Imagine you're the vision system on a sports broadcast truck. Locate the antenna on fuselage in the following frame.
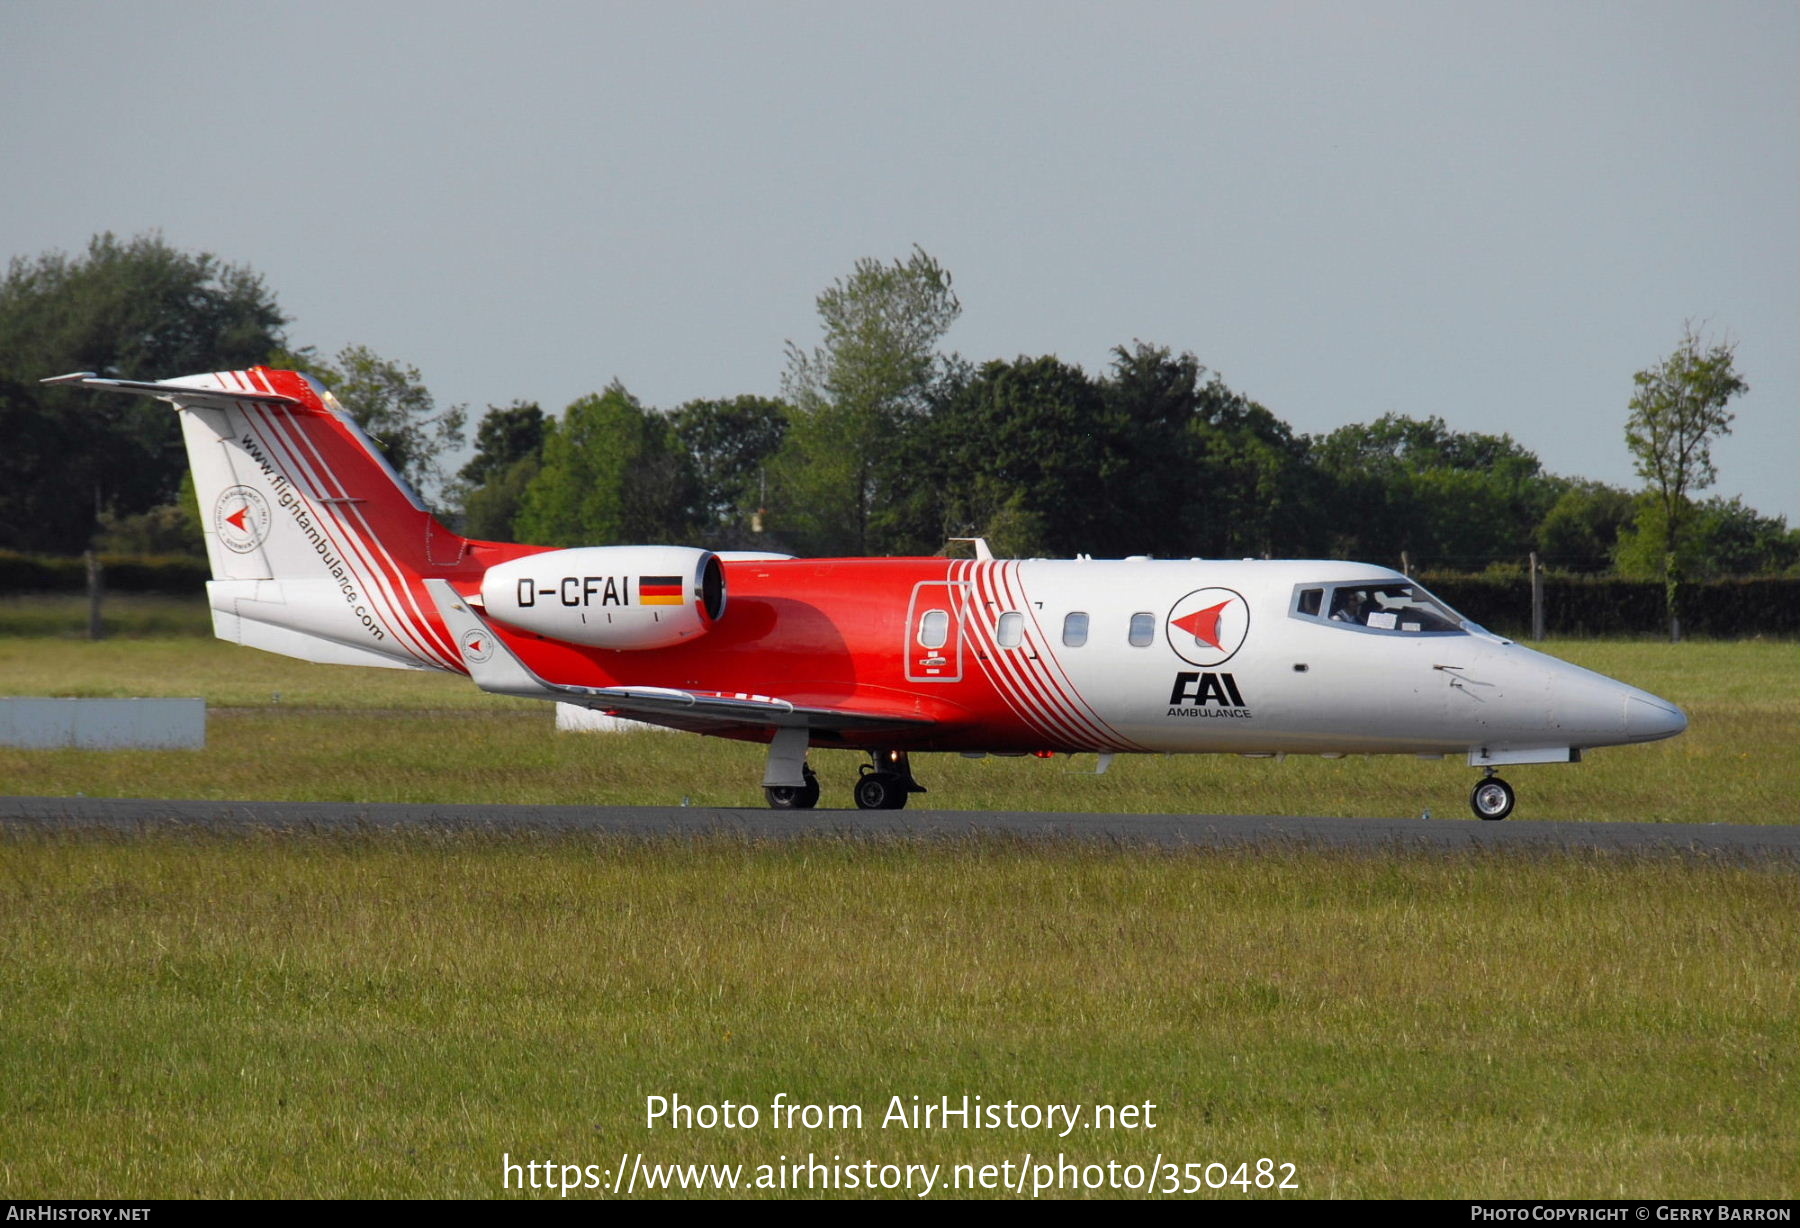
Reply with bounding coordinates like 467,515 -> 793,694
947,537 -> 995,561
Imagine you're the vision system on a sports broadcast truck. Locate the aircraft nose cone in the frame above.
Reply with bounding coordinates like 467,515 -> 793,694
1626,695 -> 1687,743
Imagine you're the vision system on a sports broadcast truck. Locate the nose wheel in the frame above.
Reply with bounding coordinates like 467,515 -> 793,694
1470,772 -> 1515,821
854,751 -> 925,810
853,772 -> 908,810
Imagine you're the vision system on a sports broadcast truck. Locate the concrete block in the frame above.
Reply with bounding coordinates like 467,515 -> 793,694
0,698 -> 206,749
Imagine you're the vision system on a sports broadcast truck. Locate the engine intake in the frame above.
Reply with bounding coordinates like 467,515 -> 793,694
480,546 -> 724,650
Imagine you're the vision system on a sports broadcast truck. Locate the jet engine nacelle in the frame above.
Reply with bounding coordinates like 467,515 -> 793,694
479,546 -> 725,650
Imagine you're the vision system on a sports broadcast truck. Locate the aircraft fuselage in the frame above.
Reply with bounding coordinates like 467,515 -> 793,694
500,556 -> 1685,762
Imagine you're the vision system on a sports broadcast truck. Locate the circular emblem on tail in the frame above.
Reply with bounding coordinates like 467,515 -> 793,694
460,628 -> 494,664
213,486 -> 271,554
1166,587 -> 1250,667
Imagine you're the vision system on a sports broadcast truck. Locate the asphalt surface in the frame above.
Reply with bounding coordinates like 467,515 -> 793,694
2,795 -> 1797,857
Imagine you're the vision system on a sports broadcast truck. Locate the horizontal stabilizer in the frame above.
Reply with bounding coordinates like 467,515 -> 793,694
41,372 -> 302,410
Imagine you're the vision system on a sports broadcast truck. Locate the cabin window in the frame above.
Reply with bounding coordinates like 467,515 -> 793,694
1062,611 -> 1089,647
996,611 -> 1024,648
1128,612 -> 1155,646
919,609 -> 949,649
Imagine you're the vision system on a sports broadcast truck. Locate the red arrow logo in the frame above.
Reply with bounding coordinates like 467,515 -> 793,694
467,639 -> 483,655
1172,599 -> 1231,649
225,506 -> 249,532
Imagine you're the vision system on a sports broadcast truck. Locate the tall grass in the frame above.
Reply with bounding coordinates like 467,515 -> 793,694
0,830 -> 1792,1198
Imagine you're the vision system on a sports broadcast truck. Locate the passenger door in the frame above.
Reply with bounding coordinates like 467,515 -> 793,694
903,581 -> 967,682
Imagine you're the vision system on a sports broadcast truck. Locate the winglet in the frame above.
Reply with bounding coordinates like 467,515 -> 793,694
423,578 -> 554,698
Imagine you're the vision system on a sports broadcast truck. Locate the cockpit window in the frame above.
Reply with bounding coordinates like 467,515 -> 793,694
1293,581 -> 1466,635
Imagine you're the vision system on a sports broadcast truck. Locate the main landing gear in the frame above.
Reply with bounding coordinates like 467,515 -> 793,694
760,748 -> 927,811
1470,769 -> 1516,821
763,764 -> 820,810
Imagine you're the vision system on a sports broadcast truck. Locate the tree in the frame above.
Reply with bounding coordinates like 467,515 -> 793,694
895,354 -> 1111,556
667,395 -> 790,544
514,383 -> 695,547
275,345 -> 466,509
1535,481 -> 1635,573
1313,414 -> 1552,567
1107,344 -> 1320,559
95,472 -> 205,557
0,232 -> 287,552
456,401 -> 546,542
1624,325 -> 1748,639
776,246 -> 960,554
461,455 -> 541,543
881,344 -> 1324,560
459,400 -> 547,489
1615,495 -> 1798,581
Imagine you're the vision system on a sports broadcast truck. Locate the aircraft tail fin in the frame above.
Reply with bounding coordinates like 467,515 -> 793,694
47,367 -> 494,671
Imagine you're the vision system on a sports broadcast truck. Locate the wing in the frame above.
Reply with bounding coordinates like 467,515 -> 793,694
423,579 -> 934,738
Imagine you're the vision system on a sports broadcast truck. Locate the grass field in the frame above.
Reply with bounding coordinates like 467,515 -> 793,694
0,831 -> 1794,1199
2,605 -> 1796,1199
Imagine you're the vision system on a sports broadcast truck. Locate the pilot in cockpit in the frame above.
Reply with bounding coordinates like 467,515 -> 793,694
1331,589 -> 1369,624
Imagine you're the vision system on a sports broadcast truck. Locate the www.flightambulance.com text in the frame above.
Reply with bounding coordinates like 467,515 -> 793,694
502,1093 -> 1300,1197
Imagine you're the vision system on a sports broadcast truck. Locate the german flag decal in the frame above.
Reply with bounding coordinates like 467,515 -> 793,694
639,575 -> 685,606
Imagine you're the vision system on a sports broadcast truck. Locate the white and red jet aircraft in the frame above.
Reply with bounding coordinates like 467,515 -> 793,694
49,367 -> 1687,819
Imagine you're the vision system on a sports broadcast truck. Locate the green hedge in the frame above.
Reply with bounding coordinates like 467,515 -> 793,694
0,551 -> 208,595
1423,573 -> 1799,638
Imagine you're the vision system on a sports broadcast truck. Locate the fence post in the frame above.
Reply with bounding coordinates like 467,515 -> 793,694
85,550 -> 105,641
1529,551 -> 1544,641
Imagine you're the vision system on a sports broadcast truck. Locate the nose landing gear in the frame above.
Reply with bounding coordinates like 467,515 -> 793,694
854,750 -> 926,811
1470,769 -> 1515,821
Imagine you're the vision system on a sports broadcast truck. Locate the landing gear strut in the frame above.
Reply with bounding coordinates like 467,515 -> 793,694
854,750 -> 926,811
762,727 -> 817,809
1470,769 -> 1515,821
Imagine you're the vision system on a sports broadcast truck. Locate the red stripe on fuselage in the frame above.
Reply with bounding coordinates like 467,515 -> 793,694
958,560 -> 1085,745
992,561 -> 1142,751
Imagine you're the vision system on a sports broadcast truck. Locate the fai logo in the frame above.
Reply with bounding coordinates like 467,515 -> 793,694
213,486 -> 271,554
460,628 -> 494,664
1165,587 -> 1249,667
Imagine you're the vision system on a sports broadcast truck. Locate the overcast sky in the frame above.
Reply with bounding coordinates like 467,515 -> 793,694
4,1 -> 1795,524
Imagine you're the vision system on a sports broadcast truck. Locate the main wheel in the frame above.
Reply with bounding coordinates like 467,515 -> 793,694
1470,776 -> 1515,821
765,765 -> 820,810
853,771 -> 908,811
